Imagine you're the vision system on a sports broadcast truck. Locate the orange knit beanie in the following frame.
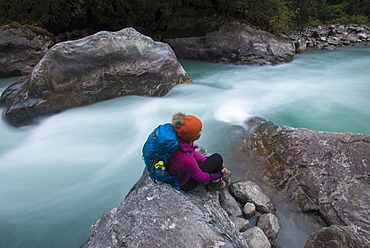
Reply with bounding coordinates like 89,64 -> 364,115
172,112 -> 202,142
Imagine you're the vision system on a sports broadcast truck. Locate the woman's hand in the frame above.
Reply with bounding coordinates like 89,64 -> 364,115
221,167 -> 231,181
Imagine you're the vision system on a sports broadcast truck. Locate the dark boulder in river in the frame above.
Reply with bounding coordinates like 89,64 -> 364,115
0,22 -> 54,78
236,117 -> 370,243
0,28 -> 191,126
164,18 -> 295,65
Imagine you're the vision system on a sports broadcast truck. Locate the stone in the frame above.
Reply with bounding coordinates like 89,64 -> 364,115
0,28 -> 191,126
346,33 -> 359,43
229,181 -> 275,213
311,30 -> 320,38
323,45 -> 336,51
343,40 -> 351,45
316,43 -> 325,49
237,117 -> 370,241
81,170 -> 249,248
257,213 -> 280,247
165,19 -> 295,65
327,37 -> 339,45
288,24 -> 370,50
230,216 -> 250,232
358,33 -> 368,40
242,226 -> 271,248
243,202 -> 256,219
219,188 -> 243,217
294,37 -> 307,53
0,23 -> 54,78
305,225 -> 370,248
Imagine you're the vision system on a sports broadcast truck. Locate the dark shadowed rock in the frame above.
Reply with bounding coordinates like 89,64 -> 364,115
294,37 -> 307,53
0,23 -> 54,78
238,117 -> 370,241
219,186 -> 243,217
81,170 -> 249,248
305,225 -> 370,248
1,28 -> 191,126
164,20 -> 295,65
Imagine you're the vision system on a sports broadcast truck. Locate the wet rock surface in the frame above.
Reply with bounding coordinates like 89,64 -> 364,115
0,23 -> 54,78
0,28 -> 190,126
236,117 -> 370,243
305,225 -> 370,248
165,19 -> 295,65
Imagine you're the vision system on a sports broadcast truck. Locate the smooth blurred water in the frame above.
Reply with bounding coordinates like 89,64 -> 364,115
0,46 -> 369,248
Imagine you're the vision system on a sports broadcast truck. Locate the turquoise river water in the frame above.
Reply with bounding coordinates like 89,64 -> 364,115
0,46 -> 369,247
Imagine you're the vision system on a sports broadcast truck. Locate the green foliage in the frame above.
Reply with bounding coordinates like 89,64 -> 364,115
288,0 -> 325,27
212,0 -> 294,33
333,14 -> 369,24
345,0 -> 370,16
0,0 -> 86,32
266,0 -> 295,33
318,3 -> 348,22
309,19 -> 323,26
0,0 -> 369,34
0,21 -> 54,36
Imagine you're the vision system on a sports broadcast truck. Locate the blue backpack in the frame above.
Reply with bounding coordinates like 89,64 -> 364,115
142,123 -> 182,190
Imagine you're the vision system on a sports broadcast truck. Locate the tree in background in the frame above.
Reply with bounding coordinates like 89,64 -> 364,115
0,0 -> 368,34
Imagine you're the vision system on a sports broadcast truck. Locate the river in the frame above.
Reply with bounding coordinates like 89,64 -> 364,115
0,46 -> 369,248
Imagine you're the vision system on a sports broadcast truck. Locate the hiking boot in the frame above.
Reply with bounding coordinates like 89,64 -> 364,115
222,169 -> 231,182
206,179 -> 226,191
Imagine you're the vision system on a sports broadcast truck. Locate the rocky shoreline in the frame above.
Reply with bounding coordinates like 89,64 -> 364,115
80,119 -> 370,247
81,169 -> 280,248
1,21 -> 369,79
233,117 -> 370,246
289,23 -> 370,52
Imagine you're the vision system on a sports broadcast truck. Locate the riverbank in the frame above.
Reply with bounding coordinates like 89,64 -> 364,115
289,23 -> 370,52
2,21 -> 370,81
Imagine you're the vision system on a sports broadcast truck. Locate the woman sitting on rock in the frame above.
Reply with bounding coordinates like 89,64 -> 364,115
167,112 -> 231,192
